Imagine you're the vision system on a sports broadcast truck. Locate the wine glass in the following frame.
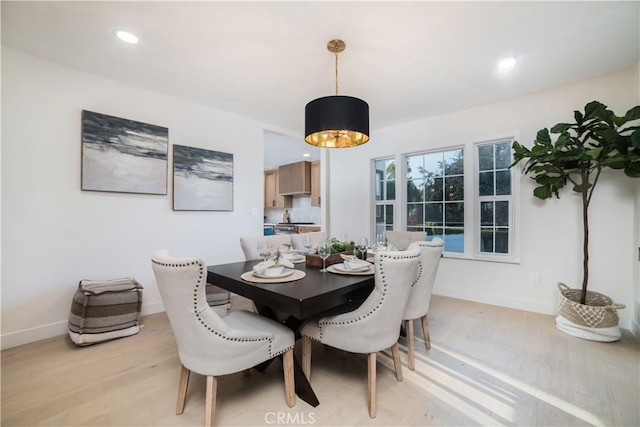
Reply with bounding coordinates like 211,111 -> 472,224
376,233 -> 385,249
303,235 -> 313,254
258,242 -> 271,262
318,241 -> 331,272
358,237 -> 368,260
338,233 -> 348,243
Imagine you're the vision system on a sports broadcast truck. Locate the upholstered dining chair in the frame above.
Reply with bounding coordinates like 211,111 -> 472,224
384,230 -> 427,250
403,239 -> 444,370
240,234 -> 293,260
300,246 -> 421,418
151,250 -> 295,427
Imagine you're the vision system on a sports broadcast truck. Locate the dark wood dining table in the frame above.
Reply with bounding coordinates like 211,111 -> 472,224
206,259 -> 375,407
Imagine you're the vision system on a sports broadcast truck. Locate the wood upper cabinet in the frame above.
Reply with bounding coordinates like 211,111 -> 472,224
264,170 -> 292,209
310,161 -> 321,207
297,225 -> 321,234
279,161 -> 311,195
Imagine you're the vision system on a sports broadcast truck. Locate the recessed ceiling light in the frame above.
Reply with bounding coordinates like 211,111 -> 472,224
114,30 -> 139,44
303,153 -> 310,158
497,57 -> 517,72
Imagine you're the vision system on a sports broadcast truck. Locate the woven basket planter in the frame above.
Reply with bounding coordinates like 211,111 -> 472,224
557,282 -> 625,329
556,283 -> 625,342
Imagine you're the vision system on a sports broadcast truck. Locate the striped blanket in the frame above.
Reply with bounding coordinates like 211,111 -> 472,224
68,277 -> 143,346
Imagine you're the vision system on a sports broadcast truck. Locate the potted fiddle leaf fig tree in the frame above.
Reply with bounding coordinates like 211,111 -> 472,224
511,100 -> 640,341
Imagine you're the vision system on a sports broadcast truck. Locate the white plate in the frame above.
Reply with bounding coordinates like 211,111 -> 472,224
253,268 -> 295,279
333,262 -> 372,273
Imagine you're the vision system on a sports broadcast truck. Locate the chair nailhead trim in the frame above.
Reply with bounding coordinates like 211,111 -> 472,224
153,257 -> 282,358
317,252 -> 420,334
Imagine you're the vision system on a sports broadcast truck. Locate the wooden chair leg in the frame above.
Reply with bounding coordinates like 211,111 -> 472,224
205,376 -> 217,427
367,353 -> 377,418
176,365 -> 190,415
282,348 -> 296,407
391,343 -> 403,381
301,336 -> 312,381
421,315 -> 431,349
406,319 -> 415,370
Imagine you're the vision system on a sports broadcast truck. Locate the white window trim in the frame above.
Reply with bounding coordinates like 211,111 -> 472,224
473,137 -> 520,264
388,134 -> 520,264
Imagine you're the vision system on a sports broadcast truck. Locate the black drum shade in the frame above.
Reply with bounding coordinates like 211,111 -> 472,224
304,95 -> 369,148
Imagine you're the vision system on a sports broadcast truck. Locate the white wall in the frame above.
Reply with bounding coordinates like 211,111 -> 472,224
1,49 -> 270,348
3,48 -> 639,349
328,67 -> 640,331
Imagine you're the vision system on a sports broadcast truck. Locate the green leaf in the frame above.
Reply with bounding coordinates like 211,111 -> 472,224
584,101 -> 606,119
572,183 -> 592,193
624,161 -> 640,177
585,147 -> 604,159
557,147 -> 586,161
535,128 -> 551,146
531,145 -> 549,156
550,123 -> 572,133
602,157 -> 626,169
574,110 -> 584,124
625,106 -> 640,121
533,185 -> 554,199
631,130 -> 640,150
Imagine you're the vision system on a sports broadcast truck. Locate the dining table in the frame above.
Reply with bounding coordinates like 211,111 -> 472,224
206,258 -> 375,407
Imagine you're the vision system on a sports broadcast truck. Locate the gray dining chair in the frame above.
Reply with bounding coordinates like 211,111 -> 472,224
300,246 -> 421,418
403,239 -> 444,369
384,230 -> 427,250
151,250 -> 295,427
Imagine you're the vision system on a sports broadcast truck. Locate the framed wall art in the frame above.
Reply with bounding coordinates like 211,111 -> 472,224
81,110 -> 168,194
173,145 -> 234,211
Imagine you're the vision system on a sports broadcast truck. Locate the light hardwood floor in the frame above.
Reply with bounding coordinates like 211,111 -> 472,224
2,295 -> 638,426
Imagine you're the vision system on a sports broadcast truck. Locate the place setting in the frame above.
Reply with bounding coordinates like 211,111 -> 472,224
240,243 -> 306,283
327,253 -> 374,276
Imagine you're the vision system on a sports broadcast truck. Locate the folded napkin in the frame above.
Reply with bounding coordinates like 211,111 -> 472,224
341,257 -> 371,271
283,252 -> 305,261
252,258 -> 294,275
253,260 -> 276,275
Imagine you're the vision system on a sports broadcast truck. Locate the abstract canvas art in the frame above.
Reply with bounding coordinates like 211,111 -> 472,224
81,110 -> 168,194
173,145 -> 234,211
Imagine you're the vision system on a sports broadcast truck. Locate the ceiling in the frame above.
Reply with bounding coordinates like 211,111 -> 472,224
2,1 -> 638,169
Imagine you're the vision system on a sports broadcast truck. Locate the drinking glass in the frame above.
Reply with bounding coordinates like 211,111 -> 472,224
258,242 -> 271,262
303,235 -> 313,253
376,233 -> 385,249
318,241 -> 331,272
338,233 -> 348,243
358,237 -> 368,259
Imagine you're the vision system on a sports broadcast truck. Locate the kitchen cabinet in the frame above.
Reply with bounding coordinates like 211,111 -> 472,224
264,170 -> 292,209
310,161 -> 321,207
297,225 -> 321,234
279,161 -> 311,195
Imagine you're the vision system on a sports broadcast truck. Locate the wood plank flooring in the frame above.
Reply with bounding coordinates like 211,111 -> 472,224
2,295 -> 638,426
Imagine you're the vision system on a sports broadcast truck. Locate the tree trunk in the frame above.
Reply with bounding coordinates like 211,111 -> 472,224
581,170 -> 589,305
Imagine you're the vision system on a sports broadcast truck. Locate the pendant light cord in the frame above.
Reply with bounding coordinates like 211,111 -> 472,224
334,50 -> 339,95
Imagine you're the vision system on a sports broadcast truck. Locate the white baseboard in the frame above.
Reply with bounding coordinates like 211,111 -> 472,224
433,285 -> 557,315
433,286 -> 634,332
1,300 -> 166,350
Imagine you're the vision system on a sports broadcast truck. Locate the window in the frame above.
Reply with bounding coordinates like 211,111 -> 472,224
405,148 -> 464,253
374,158 -> 395,236
476,140 -> 514,256
374,137 -> 517,262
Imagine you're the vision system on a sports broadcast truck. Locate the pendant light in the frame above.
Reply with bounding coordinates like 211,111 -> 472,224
305,39 -> 369,148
